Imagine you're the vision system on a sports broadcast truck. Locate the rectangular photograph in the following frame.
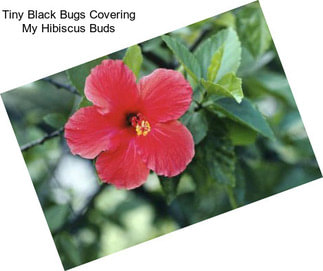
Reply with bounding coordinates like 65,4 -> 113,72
1,2 -> 321,269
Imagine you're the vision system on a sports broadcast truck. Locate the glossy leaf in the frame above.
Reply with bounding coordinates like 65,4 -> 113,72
206,98 -> 274,139
202,73 -> 243,103
162,35 -> 201,81
185,110 -> 208,144
123,45 -> 143,79
194,28 -> 241,81
226,120 -> 258,145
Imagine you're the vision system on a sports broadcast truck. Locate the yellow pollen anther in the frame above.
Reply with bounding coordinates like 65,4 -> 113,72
136,120 -> 151,136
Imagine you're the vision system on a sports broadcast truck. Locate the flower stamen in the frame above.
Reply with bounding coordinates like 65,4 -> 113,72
135,120 -> 151,136
130,113 -> 151,136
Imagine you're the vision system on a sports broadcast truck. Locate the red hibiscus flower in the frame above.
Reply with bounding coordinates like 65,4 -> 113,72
64,59 -> 195,189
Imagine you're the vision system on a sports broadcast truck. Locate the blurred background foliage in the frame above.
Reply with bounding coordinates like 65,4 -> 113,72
1,2 -> 321,270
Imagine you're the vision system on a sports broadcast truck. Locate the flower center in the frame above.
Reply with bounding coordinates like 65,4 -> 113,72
129,113 -> 151,136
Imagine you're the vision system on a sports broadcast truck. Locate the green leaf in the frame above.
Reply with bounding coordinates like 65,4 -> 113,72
197,129 -> 236,186
162,35 -> 201,82
214,12 -> 236,28
66,56 -> 107,96
202,73 -> 243,103
56,232 -> 82,267
123,45 -> 143,79
236,3 -> 271,57
217,73 -> 243,103
207,46 -> 224,82
43,113 -> 67,129
44,204 -> 69,232
226,120 -> 258,145
244,70 -> 296,107
238,47 -> 275,77
206,98 -> 274,139
78,96 -> 93,108
185,110 -> 208,144
194,28 -> 241,81
159,175 -> 181,204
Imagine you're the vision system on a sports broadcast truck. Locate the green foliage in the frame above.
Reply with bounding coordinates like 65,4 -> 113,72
162,35 -> 201,82
194,28 -> 241,81
214,12 -> 236,29
202,72 -> 243,103
55,233 -> 82,269
78,97 -> 93,108
196,124 -> 236,186
43,113 -> 67,129
236,2 -> 272,57
184,109 -> 208,144
123,45 -> 143,79
244,70 -> 296,107
238,47 -> 275,77
207,45 -> 224,82
206,98 -> 274,139
159,176 -> 181,204
163,28 -> 244,105
44,204 -> 70,232
226,120 -> 258,145
67,56 -> 107,96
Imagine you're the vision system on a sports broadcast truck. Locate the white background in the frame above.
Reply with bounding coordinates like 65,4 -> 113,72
0,0 -> 323,270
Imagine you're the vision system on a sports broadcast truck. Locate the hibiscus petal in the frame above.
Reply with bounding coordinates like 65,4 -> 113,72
96,139 -> 150,189
64,106 -> 118,159
135,120 -> 195,177
138,69 -> 192,123
85,59 -> 140,113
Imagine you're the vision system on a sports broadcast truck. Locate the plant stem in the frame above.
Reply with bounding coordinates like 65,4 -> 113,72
42,78 -> 80,96
21,127 -> 64,152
